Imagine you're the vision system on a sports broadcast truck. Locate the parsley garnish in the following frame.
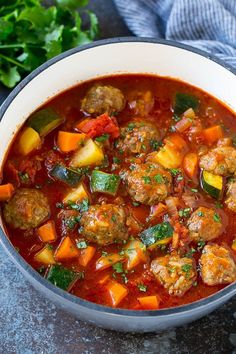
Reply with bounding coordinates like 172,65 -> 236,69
179,208 -> 191,218
95,134 -> 110,142
170,168 -> 181,176
137,284 -> 147,292
127,122 -> 136,131
150,139 -> 162,150
213,213 -> 221,223
77,241 -> 88,249
154,174 -> 164,184
113,157 -> 121,164
191,188 -> 198,193
197,240 -> 205,249
198,211 -> 204,217
19,172 -> 29,183
112,262 -> 124,274
68,199 -> 89,213
142,176 -> 151,184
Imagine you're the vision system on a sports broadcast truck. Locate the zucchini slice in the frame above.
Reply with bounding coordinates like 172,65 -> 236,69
28,107 -> 63,137
201,170 -> 223,199
50,164 -> 82,186
140,222 -> 173,247
46,264 -> 79,291
90,170 -> 120,196
174,93 -> 199,115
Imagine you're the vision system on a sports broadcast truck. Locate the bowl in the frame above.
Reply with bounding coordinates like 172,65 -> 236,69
0,38 -> 236,333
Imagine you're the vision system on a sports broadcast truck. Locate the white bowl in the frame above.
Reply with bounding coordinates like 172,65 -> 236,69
0,38 -> 235,332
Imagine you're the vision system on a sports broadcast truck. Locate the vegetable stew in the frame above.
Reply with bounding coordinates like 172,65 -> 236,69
1,74 -> 236,310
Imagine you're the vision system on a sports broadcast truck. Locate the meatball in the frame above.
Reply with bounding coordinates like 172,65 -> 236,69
3,188 -> 50,230
225,179 -> 236,212
125,162 -> 172,205
81,85 -> 125,116
127,90 -> 154,116
151,255 -> 197,297
80,204 -> 128,245
116,120 -> 160,155
187,207 -> 223,242
199,146 -> 236,176
200,244 -> 236,285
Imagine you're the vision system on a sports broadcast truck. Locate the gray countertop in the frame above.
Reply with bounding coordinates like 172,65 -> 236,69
0,1 -> 236,353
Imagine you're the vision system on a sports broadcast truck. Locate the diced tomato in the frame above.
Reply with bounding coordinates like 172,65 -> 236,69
76,113 -> 120,140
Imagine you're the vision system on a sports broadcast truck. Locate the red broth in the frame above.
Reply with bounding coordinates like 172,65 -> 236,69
1,74 -> 236,310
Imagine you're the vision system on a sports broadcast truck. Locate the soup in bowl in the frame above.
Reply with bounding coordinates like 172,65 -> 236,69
0,39 -> 235,332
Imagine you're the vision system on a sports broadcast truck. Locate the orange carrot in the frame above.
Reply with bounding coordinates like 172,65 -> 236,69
183,152 -> 198,179
57,131 -> 86,152
54,236 -> 79,261
175,116 -> 192,133
96,253 -> 125,271
137,295 -> 161,310
79,246 -> 96,267
202,125 -> 223,145
107,280 -> 128,307
37,220 -> 57,243
0,183 -> 14,201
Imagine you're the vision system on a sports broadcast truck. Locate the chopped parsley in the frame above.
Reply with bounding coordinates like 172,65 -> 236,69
65,216 -> 80,229
185,248 -> 196,258
68,199 -> 89,213
121,273 -> 128,284
101,251 -> 108,257
154,174 -> 164,184
113,157 -> 121,164
111,215 -> 117,222
19,172 -> 29,183
142,176 -> 151,184
197,240 -> 205,249
132,201 -> 140,207
150,139 -> 162,150
172,113 -> 181,122
213,213 -> 221,223
191,188 -> 198,193
137,284 -> 147,292
215,201 -> 223,209
56,202 -> 64,209
95,134 -> 110,142
181,264 -> 192,278
77,241 -> 88,249
170,168 -> 181,176
197,211 -> 204,217
127,122 -> 136,131
179,208 -> 191,218
112,262 -> 124,274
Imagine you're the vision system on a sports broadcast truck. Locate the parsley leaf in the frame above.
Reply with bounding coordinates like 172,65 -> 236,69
112,262 -> 123,274
137,284 -> 147,292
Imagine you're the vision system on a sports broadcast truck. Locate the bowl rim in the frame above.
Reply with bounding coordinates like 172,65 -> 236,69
0,37 -> 235,318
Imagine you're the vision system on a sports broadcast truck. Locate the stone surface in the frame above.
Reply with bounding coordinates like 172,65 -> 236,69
0,1 -> 235,353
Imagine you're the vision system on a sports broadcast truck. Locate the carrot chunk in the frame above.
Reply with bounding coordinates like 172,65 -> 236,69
79,246 -> 96,267
0,183 -> 14,201
37,220 -> 57,243
202,125 -> 223,145
96,253 -> 124,271
107,280 -> 128,307
55,236 -> 79,261
137,295 -> 161,310
57,131 -> 86,152
183,152 -> 198,179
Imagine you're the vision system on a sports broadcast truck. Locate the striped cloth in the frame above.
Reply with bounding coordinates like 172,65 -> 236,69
113,0 -> 236,68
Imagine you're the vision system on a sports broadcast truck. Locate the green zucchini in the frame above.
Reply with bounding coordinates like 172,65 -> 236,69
174,93 -> 199,115
201,170 -> 223,199
90,170 -> 120,196
140,222 -> 173,247
28,107 -> 63,137
46,264 -> 79,290
50,164 -> 82,186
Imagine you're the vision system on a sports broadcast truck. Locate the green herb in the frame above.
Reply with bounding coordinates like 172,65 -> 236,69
185,248 -> 196,258
95,133 -> 110,142
19,172 -> 29,183
169,168 -> 181,176
132,201 -> 140,207
181,264 -> 192,278
150,139 -> 162,150
191,188 -> 198,193
172,113 -> 181,122
197,211 -> 204,217
68,199 -> 89,212
142,176 -> 151,184
77,241 -> 87,249
112,262 -> 123,273
113,157 -> 121,164
111,215 -> 116,222
121,273 -> 128,284
154,174 -> 164,184
197,240 -> 205,249
213,213 -> 221,223
0,0 -> 99,88
65,216 -> 80,229
176,175 -> 183,181
137,284 -> 147,292
168,266 -> 176,273
56,202 -> 64,209
178,208 -> 191,218
101,251 -> 108,257
127,122 -> 136,131
215,201 -> 223,209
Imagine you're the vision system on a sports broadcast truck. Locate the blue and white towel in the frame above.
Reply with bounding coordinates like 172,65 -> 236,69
114,0 -> 236,68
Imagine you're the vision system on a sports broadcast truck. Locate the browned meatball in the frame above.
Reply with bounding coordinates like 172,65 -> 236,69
80,204 -> 128,245
125,162 -> 172,205
187,207 -> 223,242
151,255 -> 197,297
225,179 -> 236,212
116,120 -> 160,155
199,146 -> 236,176
3,188 -> 50,230
81,85 -> 125,116
127,90 -> 154,116
200,244 -> 236,285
